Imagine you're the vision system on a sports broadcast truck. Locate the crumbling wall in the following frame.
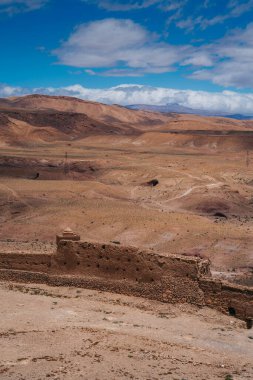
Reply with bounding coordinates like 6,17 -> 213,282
200,278 -> 253,321
0,240 -> 252,322
51,241 -> 210,305
0,252 -> 51,273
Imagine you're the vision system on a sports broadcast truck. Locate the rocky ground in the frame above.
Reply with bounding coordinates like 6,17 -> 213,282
0,282 -> 252,380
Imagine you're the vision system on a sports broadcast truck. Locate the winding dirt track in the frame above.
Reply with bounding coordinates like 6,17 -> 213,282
163,169 -> 224,203
167,181 -> 223,202
130,166 -> 224,212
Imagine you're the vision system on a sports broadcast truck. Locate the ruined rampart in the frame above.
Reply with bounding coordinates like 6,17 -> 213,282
0,252 -> 51,272
52,241 -> 211,305
0,240 -> 252,324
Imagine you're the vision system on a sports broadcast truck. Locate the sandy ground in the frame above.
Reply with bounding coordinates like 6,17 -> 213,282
0,282 -> 252,380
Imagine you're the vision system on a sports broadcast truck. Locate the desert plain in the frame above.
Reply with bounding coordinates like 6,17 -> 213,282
0,95 -> 253,379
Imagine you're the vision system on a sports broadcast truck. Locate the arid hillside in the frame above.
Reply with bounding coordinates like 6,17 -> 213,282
1,95 -> 253,148
0,94 -> 171,145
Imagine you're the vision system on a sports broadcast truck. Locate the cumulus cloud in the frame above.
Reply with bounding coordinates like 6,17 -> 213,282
1,82 -> 253,115
53,17 -> 252,90
50,8 -> 253,89
0,0 -> 48,14
52,16 -> 253,88
53,18 -> 193,75
191,23 -> 253,88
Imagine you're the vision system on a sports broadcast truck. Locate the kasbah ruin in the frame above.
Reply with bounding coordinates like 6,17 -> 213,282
1,228 -> 252,329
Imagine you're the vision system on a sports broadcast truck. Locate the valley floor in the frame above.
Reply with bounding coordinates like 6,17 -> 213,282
0,138 -> 253,285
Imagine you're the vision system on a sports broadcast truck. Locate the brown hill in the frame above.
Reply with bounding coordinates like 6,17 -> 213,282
0,95 -> 173,145
0,94 -> 253,148
163,113 -> 253,132
0,94 -> 170,127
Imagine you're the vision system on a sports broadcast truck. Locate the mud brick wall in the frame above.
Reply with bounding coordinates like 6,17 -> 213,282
0,252 -> 51,273
0,241 -> 252,323
200,278 -> 253,320
52,241 -> 211,305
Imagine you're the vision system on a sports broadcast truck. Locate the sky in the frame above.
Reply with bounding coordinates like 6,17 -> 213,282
1,0 -> 253,113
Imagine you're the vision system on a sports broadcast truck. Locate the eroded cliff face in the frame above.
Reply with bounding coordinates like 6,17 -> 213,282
0,240 -> 252,324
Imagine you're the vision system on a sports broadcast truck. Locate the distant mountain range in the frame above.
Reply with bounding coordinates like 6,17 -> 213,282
126,103 -> 253,120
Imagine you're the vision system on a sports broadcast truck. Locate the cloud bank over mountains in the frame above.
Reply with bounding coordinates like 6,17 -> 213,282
1,83 -> 253,115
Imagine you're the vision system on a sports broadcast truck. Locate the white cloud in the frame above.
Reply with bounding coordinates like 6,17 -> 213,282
228,0 -> 253,16
177,0 -> 253,31
191,23 -> 253,88
84,0 -> 184,11
0,84 -> 24,96
0,0 -> 48,14
85,1 -> 253,32
53,18 -> 192,75
1,83 -> 253,115
51,12 -> 253,89
177,15 -> 229,31
182,52 -> 214,67
52,17 -> 253,88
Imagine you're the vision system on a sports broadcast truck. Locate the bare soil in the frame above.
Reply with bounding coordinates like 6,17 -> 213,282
0,282 -> 252,380
0,139 -> 252,284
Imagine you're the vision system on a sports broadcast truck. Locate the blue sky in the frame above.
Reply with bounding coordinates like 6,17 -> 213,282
1,0 -> 253,113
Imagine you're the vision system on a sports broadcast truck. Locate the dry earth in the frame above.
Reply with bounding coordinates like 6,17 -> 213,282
0,282 -> 252,380
0,95 -> 253,379
0,138 -> 253,285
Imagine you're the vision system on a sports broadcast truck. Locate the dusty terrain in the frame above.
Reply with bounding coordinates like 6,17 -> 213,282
0,95 -> 253,378
0,282 -> 252,380
0,95 -> 253,283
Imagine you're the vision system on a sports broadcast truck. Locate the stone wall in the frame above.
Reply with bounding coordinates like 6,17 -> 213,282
0,240 -> 252,323
0,252 -> 51,273
200,278 -> 253,322
51,240 -> 210,305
